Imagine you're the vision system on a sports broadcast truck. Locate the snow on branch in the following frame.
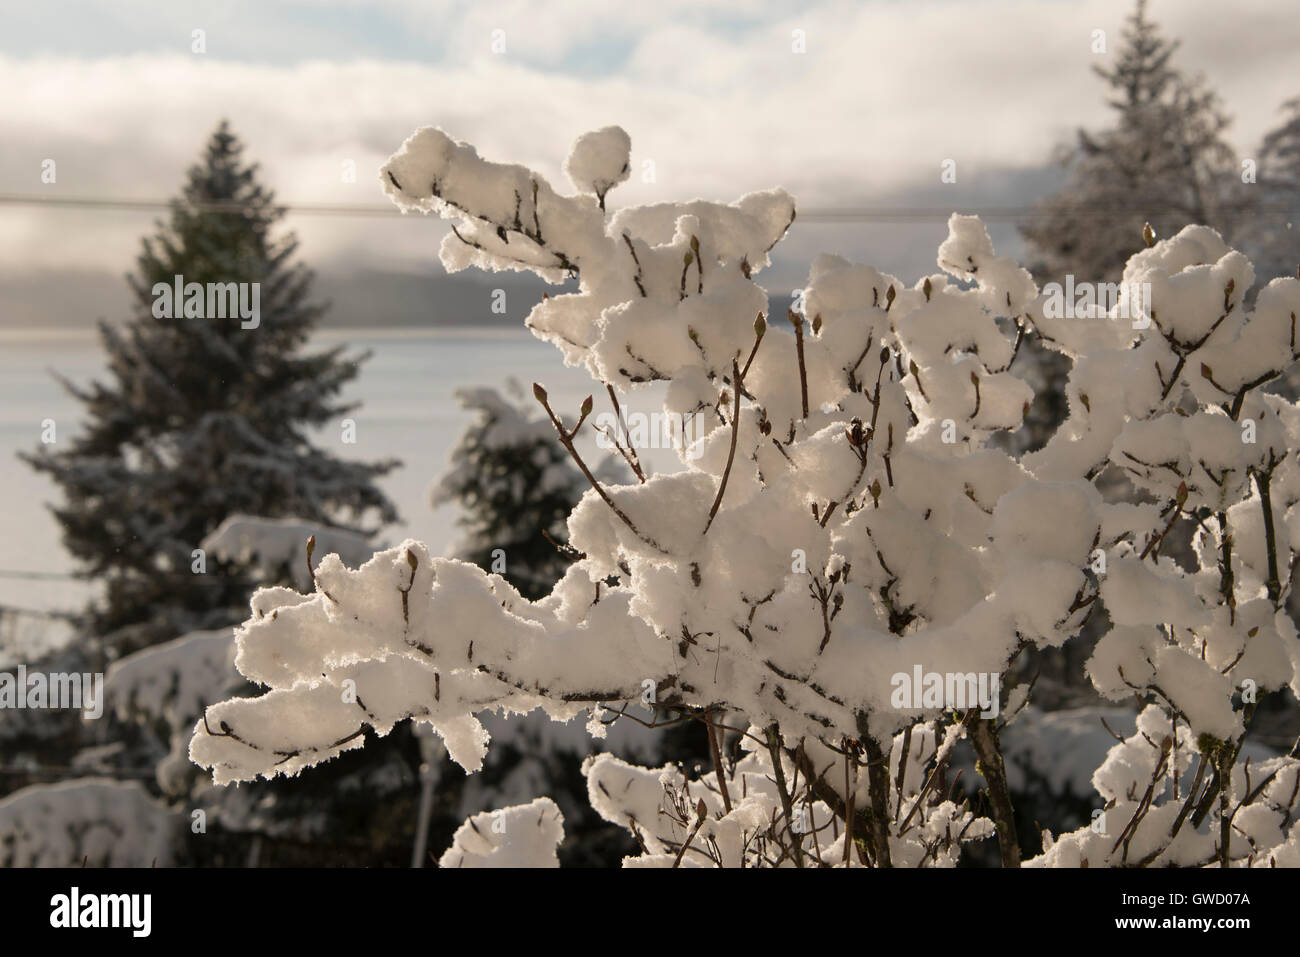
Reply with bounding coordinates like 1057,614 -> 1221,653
439,796 -> 565,868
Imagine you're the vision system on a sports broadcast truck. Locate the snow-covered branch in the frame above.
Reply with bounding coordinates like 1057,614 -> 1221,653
189,124 -> 1300,867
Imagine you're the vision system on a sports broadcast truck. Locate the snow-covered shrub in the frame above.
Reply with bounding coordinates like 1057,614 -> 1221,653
429,381 -> 694,864
0,779 -> 181,867
189,125 -> 1300,867
103,628 -> 241,796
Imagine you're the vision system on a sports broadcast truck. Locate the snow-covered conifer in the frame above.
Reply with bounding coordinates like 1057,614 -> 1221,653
21,121 -> 400,654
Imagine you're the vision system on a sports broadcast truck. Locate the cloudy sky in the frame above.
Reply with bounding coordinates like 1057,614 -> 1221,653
1,0 -> 1297,327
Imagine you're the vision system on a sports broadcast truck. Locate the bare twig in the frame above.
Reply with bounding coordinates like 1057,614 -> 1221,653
704,360 -> 744,535
790,310 -> 809,418
604,383 -> 646,483
969,716 -> 1020,867
706,709 -> 733,814
534,384 -> 666,552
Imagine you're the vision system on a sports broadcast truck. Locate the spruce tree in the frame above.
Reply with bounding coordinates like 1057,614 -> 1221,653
23,121 -> 399,654
1011,0 -> 1239,476
1021,0 -> 1238,282
1249,97 -> 1300,284
432,382 -> 586,600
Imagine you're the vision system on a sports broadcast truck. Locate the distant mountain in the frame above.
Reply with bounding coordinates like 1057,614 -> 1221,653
0,269 -> 129,330
0,267 -> 571,331
0,161 -> 1064,332
314,269 -> 573,328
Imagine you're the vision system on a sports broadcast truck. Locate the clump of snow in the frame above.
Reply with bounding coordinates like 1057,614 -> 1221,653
563,126 -> 631,206
439,797 -> 564,867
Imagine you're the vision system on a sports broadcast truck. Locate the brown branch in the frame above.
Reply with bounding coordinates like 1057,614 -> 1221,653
703,360 -> 743,535
621,234 -> 646,297
969,716 -> 1020,867
705,709 -> 733,814
534,384 -> 666,553
861,732 -> 893,867
741,314 -> 766,381
1139,482 -> 1188,561
672,799 -> 709,868
604,383 -> 646,483
305,535 -> 338,604
790,310 -> 809,418
1252,464 -> 1282,605
843,746 -> 859,865
765,724 -> 804,868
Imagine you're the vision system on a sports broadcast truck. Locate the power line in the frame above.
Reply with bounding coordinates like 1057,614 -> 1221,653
0,765 -> 157,780
0,603 -> 78,621
0,569 -> 81,581
0,568 -> 263,588
0,194 -> 395,217
0,570 -> 84,620
1,192 -> 1292,223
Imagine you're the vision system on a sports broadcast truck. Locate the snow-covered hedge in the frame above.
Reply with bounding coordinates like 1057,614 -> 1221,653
0,779 -> 180,867
189,125 -> 1300,867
